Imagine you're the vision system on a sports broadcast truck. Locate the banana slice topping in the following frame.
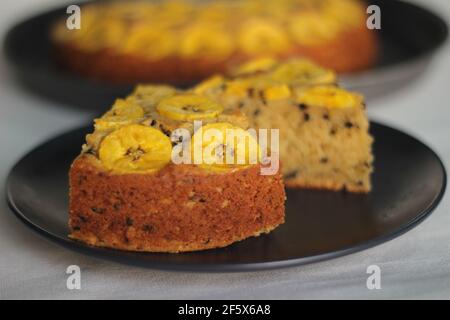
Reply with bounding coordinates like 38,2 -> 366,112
191,123 -> 260,171
193,75 -> 226,95
156,94 -> 224,121
270,60 -> 337,85
233,57 -> 279,76
264,84 -> 292,101
132,85 -> 177,110
239,19 -> 290,55
94,99 -> 145,131
296,86 -> 363,109
99,124 -> 172,173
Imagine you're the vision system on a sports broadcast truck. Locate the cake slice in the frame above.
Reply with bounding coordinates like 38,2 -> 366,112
193,58 -> 374,192
69,86 -> 285,253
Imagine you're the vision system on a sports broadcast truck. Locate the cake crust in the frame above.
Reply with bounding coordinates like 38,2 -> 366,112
69,154 -> 285,253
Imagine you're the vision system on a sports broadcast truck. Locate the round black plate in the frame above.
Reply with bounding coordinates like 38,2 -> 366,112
6,123 -> 446,272
3,0 -> 448,109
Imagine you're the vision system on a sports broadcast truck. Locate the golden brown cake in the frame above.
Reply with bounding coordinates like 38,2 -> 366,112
69,88 -> 285,253
52,0 -> 377,84
193,58 -> 374,192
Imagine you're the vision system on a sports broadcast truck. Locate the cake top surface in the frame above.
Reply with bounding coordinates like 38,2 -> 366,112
52,0 -> 367,59
83,84 -> 259,174
82,58 -> 364,175
193,58 -> 364,107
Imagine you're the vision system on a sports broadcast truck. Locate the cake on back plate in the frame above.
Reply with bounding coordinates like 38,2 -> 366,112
52,0 -> 377,84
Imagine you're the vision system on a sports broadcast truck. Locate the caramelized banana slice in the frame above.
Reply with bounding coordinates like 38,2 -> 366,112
233,57 -> 279,76
193,75 -> 226,95
239,19 -> 290,55
99,124 -> 172,173
133,85 -> 176,98
156,94 -> 224,121
191,123 -> 260,171
296,86 -> 363,109
270,60 -> 337,85
224,79 -> 252,98
122,26 -> 176,59
289,11 -> 341,46
264,84 -> 291,101
179,24 -> 234,58
94,99 -> 145,131
132,85 -> 177,110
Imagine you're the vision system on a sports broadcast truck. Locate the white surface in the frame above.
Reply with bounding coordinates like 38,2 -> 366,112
1,0 -> 450,300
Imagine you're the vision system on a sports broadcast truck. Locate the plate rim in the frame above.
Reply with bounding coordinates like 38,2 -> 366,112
5,122 -> 447,272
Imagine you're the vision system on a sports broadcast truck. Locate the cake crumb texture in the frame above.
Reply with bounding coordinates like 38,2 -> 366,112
69,155 -> 285,252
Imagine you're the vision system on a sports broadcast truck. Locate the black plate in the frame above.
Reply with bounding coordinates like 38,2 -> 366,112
3,0 -> 448,109
6,123 -> 446,272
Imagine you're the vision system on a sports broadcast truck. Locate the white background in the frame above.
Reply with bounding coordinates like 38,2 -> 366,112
1,0 -> 449,299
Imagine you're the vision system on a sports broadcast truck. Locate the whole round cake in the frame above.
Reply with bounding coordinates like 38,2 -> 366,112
52,0 -> 378,84
69,86 -> 286,252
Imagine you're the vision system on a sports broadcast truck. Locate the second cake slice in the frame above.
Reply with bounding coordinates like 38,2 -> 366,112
193,58 -> 374,192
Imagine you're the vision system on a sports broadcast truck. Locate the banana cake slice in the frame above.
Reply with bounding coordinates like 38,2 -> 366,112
69,87 -> 285,253
193,58 -> 374,192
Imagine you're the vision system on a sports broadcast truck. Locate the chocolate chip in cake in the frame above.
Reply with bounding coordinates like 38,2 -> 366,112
189,193 -> 207,203
91,207 -> 105,214
323,113 -> 330,120
304,113 -> 310,122
79,215 -> 88,223
247,88 -> 256,97
330,128 -> 337,135
357,180 -> 364,186
298,103 -> 308,111
238,102 -> 245,109
150,119 -> 157,127
143,224 -> 154,233
320,157 -> 329,164
253,109 -> 261,117
259,91 -> 267,105
126,217 -> 133,226
344,121 -> 354,129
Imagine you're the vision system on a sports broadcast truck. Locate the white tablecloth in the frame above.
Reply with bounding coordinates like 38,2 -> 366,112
1,0 -> 449,300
